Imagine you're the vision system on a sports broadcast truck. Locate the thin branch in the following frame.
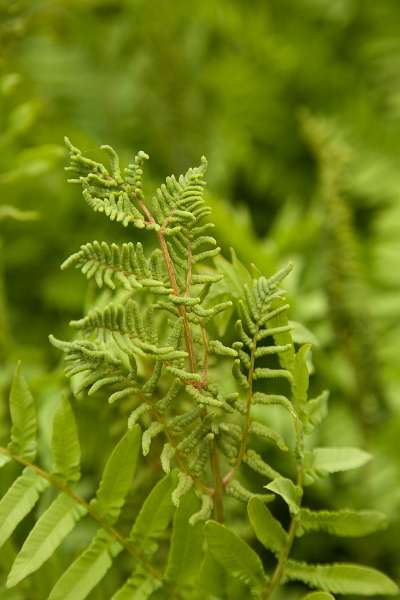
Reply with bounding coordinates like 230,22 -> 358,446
210,439 -> 224,522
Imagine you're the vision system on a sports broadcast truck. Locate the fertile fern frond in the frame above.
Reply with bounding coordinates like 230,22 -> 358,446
69,300 -> 187,361
62,241 -> 171,293
65,138 -> 148,229
151,158 -> 220,287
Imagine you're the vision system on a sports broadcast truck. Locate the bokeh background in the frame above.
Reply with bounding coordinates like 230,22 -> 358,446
1,1 -> 400,598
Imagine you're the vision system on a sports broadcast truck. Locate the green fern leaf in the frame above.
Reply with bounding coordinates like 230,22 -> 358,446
298,508 -> 387,537
65,138 -> 147,230
265,477 -> 301,515
6,493 -> 87,587
0,468 -> 48,549
205,520 -> 268,597
111,573 -> 162,600
196,552 -> 249,600
247,497 -> 287,555
130,472 -> 177,551
285,560 -> 398,595
196,553 -> 227,600
8,363 -> 37,461
164,490 -> 203,587
48,529 -> 122,600
312,447 -> 371,475
62,241 -> 170,294
51,397 -> 81,482
70,301 -> 186,361
91,425 -> 141,523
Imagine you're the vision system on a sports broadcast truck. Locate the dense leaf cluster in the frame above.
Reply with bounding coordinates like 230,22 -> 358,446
1,144 -> 397,599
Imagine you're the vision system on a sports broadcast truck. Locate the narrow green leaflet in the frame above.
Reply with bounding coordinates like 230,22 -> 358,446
48,529 -> 122,600
164,490 -> 204,587
265,476 -> 301,515
205,521 -> 268,597
91,425 -> 141,523
298,508 -> 387,537
111,572 -> 162,600
8,363 -> 37,461
51,397 -> 81,482
0,468 -> 48,549
7,493 -> 87,587
285,560 -> 398,595
303,593 -> 335,600
130,472 -> 176,549
247,497 -> 287,555
312,447 -> 371,474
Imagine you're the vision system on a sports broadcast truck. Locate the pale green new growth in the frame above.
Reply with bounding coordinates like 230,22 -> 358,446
0,141 -> 396,599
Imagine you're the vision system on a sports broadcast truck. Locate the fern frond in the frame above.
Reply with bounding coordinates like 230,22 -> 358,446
65,138 -> 148,229
69,300 -> 187,361
284,560 -> 398,596
205,520 -> 269,597
297,508 -> 388,538
62,241 -> 171,293
7,362 -> 37,462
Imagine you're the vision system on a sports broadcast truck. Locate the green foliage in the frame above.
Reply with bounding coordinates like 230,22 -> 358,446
285,561 -> 398,596
205,520 -> 268,596
2,144 -> 397,598
2,4 -> 400,598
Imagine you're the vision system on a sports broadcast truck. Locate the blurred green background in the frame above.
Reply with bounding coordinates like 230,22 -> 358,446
1,1 -> 400,598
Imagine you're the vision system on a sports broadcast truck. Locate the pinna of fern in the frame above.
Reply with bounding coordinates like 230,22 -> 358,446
41,139 -> 398,598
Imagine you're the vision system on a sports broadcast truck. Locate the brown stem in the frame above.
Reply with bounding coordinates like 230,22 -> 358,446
210,440 -> 224,522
